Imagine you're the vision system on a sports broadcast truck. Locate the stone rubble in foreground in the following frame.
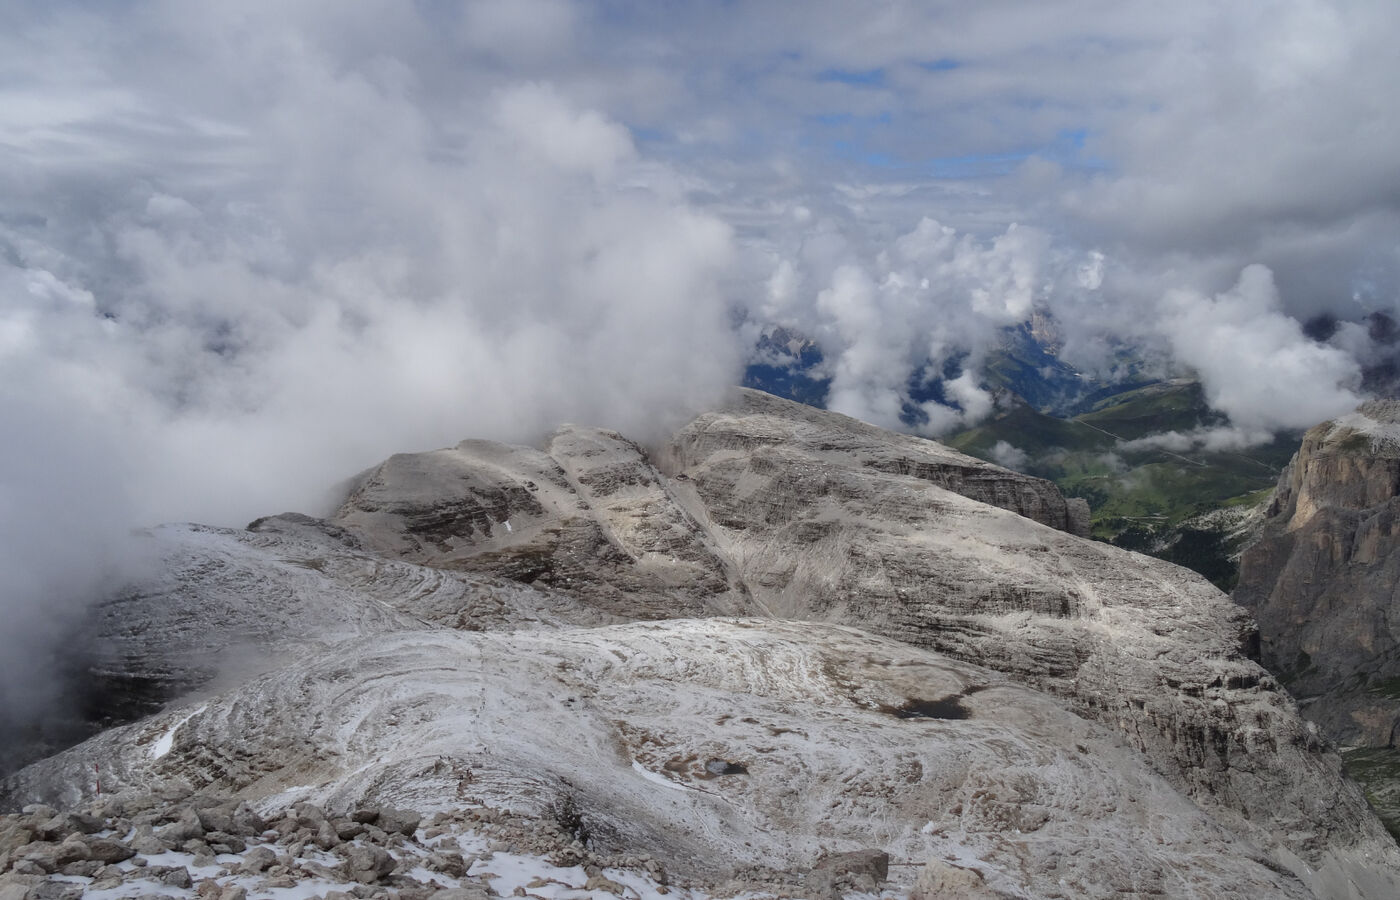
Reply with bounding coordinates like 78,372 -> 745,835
0,792 -> 903,900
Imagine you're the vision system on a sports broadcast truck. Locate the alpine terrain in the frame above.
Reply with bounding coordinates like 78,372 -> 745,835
2,389 -> 1397,900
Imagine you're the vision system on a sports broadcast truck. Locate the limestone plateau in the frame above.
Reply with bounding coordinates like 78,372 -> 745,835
4,389 -> 1398,900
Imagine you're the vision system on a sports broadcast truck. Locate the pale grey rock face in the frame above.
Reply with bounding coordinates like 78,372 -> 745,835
6,388 -> 1400,899
64,515 -> 626,738
1235,403 -> 1400,746
0,621 -> 1321,898
669,388 -> 1091,537
666,391 -> 1397,892
332,427 -> 754,620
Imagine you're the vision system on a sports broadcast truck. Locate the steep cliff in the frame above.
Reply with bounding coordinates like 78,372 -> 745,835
1234,401 -> 1400,749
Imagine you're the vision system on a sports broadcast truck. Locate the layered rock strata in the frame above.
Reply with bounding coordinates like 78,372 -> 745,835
1,621 -> 1326,898
666,391 -> 1393,892
334,429 -> 755,621
1234,402 -> 1400,748
669,389 -> 1091,537
1229,400 -> 1400,840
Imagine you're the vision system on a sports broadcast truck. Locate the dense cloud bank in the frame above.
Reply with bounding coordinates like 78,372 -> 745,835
0,3 -> 745,737
2,1 -> 1398,737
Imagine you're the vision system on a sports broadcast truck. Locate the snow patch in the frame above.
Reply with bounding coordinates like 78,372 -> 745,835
631,759 -> 691,793
149,704 -> 207,759
1328,404 -> 1400,453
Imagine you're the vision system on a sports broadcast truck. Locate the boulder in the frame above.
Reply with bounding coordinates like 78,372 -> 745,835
814,848 -> 889,882
426,851 -> 468,877
19,839 -> 87,872
78,836 -> 136,864
313,820 -> 340,850
240,845 -> 277,874
911,859 -> 999,900
376,808 -> 421,837
156,808 -> 204,844
35,812 -> 103,841
26,883 -> 82,900
341,844 -> 395,884
431,887 -> 492,900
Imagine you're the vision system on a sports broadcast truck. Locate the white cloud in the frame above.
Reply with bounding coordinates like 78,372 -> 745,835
492,83 -> 636,177
989,440 -> 1029,470
798,218 -> 1047,434
1156,265 -> 1362,431
1118,426 -> 1276,455
0,5 -> 742,750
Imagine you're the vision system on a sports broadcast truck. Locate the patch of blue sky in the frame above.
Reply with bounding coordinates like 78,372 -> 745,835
817,126 -> 1110,179
630,127 -> 668,145
1042,127 -> 1110,171
826,141 -> 898,169
923,129 -> 1108,178
922,152 -> 1027,179
917,58 -> 962,72
816,68 -> 886,87
811,111 -> 892,127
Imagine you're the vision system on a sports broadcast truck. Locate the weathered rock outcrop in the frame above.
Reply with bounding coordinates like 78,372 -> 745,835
671,389 -> 1091,537
1235,401 -> 1400,748
333,427 -> 755,620
7,388 -> 1400,899
667,391 -> 1395,894
0,621 -> 1327,898
62,516 -> 623,738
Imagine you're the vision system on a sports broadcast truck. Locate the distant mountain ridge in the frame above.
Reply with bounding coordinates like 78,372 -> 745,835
742,321 -> 1301,588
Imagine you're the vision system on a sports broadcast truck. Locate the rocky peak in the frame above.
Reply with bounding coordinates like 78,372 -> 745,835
1235,400 -> 1400,765
670,388 -> 1090,537
331,426 -> 754,620
1267,400 -> 1400,532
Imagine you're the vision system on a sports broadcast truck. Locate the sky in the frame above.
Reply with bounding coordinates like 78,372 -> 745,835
2,1 -> 1400,726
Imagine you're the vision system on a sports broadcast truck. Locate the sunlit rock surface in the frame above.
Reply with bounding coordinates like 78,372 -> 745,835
1236,402 -> 1400,747
1235,402 -> 1400,837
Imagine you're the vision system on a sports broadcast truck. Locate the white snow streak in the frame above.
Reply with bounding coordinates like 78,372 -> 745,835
149,704 -> 207,759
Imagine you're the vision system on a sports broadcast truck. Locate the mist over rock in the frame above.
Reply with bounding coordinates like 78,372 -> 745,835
5,389 -> 1399,899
